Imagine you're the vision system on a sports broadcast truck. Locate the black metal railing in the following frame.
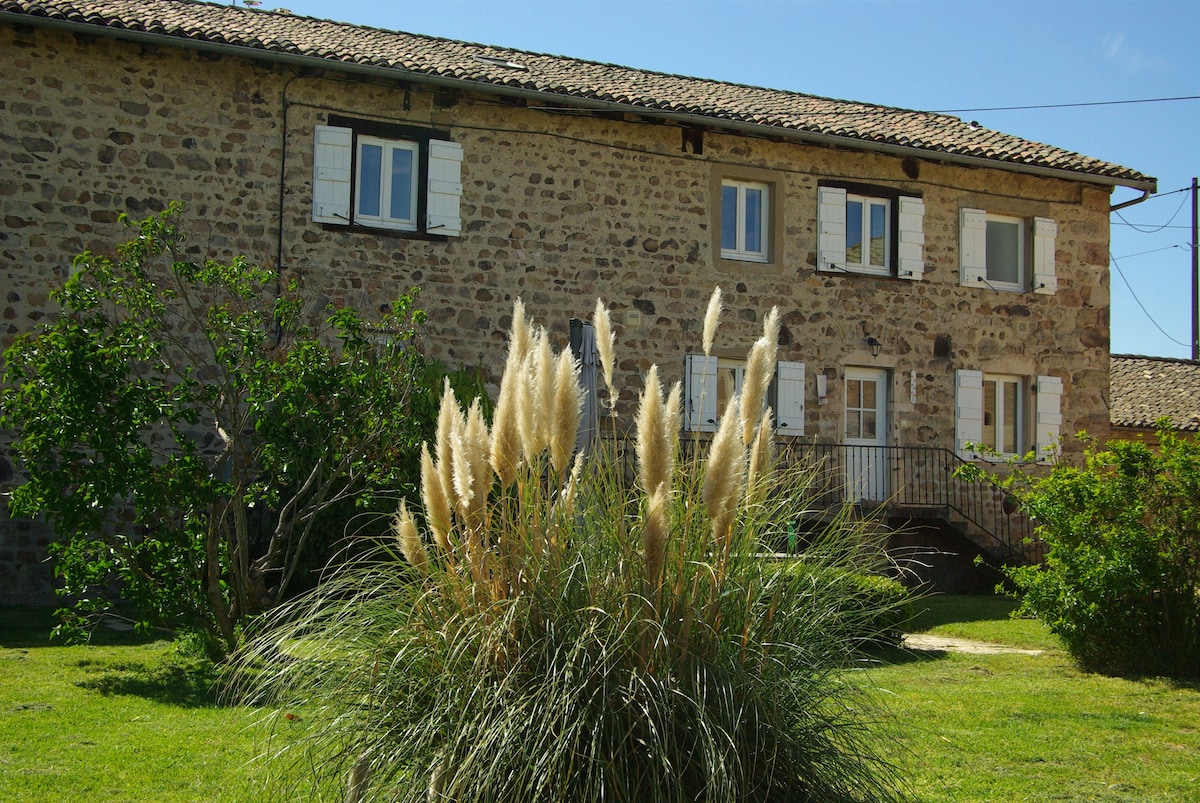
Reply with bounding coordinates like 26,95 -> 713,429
797,444 -> 1039,563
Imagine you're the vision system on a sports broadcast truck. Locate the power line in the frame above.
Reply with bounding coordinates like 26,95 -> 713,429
1114,191 -> 1191,233
1110,252 -> 1191,348
1112,244 -> 1188,261
933,95 -> 1200,114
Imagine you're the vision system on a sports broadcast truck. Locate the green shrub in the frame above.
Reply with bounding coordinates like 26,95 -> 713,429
963,426 -> 1200,678
236,292 -> 908,802
0,206 -> 487,654
771,562 -> 911,648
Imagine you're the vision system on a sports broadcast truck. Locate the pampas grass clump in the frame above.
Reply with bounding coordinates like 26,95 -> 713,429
235,289 -> 907,803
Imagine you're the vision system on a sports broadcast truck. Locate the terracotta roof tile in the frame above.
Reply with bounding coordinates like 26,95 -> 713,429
1,0 -> 1155,188
1111,355 -> 1200,432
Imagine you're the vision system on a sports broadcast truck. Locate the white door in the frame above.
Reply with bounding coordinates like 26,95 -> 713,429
844,367 -> 889,502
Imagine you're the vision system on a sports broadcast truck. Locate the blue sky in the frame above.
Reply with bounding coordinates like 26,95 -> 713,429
267,0 -> 1198,358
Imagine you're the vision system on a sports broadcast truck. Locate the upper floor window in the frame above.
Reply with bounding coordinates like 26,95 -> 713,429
846,194 -> 891,275
355,136 -> 419,231
721,179 -> 770,263
817,184 -> 924,279
312,117 -> 463,237
960,209 -> 1057,294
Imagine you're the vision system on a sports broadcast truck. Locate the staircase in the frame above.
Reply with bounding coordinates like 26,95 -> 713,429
799,444 -> 1041,565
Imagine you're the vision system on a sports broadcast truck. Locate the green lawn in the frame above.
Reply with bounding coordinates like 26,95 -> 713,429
4,600 -> 1199,802
870,595 -> 1200,802
0,608 -> 267,803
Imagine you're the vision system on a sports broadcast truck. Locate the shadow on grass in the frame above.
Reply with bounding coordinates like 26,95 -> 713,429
74,654 -> 226,708
862,644 -> 950,668
906,594 -> 1020,632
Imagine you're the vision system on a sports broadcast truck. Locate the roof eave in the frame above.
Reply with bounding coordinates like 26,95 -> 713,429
1,9 -> 1158,193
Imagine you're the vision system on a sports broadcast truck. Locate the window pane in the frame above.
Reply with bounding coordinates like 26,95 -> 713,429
862,381 -> 876,410
721,185 -> 738,251
869,203 -> 887,267
862,411 -> 877,439
847,379 -> 861,409
846,200 -> 863,264
845,410 -> 861,440
986,220 -> 1020,284
358,143 -> 382,218
744,187 -> 763,253
1002,381 -> 1019,454
389,146 -> 414,222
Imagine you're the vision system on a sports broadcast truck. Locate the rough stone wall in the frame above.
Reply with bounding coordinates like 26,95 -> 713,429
1,23 -> 1114,601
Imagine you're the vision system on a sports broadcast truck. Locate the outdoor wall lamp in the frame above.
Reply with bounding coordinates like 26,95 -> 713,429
866,336 -> 882,358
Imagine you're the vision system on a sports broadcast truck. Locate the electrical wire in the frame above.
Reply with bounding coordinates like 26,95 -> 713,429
1112,245 -> 1188,261
1113,190 -> 1190,231
1110,252 -> 1191,348
932,95 -> 1200,113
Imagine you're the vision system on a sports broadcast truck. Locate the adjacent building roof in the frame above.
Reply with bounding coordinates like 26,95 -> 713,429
1111,354 -> 1200,432
1,0 -> 1156,191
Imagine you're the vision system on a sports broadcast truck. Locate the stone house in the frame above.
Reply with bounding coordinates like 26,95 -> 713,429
0,0 -> 1157,599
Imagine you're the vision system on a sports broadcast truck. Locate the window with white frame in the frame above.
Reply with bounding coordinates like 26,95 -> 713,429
982,374 -> 1024,455
817,185 -> 925,279
354,136 -> 419,231
955,370 -> 1062,460
685,354 -> 805,435
720,179 -> 770,263
846,194 -> 890,274
312,117 -> 463,236
960,209 -> 1057,294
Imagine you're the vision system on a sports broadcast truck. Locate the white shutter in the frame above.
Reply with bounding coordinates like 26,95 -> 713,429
816,186 -> 847,272
955,369 -> 984,458
775,361 -> 805,437
685,354 -> 718,432
1032,217 -> 1057,295
426,139 -> 463,236
1035,375 -> 1063,461
897,196 -> 925,281
312,125 -> 352,225
960,208 -> 987,285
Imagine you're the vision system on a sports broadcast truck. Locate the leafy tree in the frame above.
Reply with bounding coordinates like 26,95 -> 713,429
962,427 -> 1200,678
1,205 -> 487,655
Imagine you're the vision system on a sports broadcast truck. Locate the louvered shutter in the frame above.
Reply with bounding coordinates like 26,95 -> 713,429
426,139 -> 463,236
1035,375 -> 1063,461
312,125 -> 353,225
817,186 -> 847,272
775,361 -> 805,436
1032,217 -> 1057,295
685,354 -> 719,432
955,369 -> 984,458
960,208 -> 987,285
897,196 -> 925,280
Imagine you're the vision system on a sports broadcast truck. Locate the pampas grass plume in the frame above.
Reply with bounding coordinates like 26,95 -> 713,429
704,395 -> 746,546
746,407 -> 774,503
420,443 -> 453,555
636,365 -> 670,496
489,303 -> 532,487
703,286 -> 723,357
434,378 -> 460,508
394,501 -> 428,572
550,349 -> 584,477
593,298 -> 615,404
739,337 -> 773,447
642,484 -> 670,586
